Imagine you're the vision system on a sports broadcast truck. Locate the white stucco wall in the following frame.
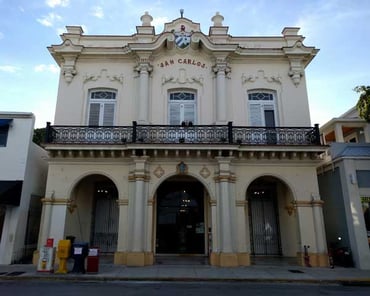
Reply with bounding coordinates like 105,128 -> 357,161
0,113 -> 48,264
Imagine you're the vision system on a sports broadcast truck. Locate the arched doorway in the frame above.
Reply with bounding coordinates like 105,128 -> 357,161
248,179 -> 281,255
90,181 -> 118,253
247,176 -> 298,263
67,175 -> 119,255
155,176 -> 207,256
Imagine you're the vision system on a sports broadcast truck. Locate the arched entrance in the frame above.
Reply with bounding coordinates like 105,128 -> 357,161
247,176 -> 297,262
67,174 -> 119,255
155,176 -> 207,256
90,180 -> 118,253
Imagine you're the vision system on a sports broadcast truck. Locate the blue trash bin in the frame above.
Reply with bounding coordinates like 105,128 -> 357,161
71,243 -> 88,273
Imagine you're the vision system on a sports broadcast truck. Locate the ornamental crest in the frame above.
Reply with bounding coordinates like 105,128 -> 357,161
175,25 -> 191,49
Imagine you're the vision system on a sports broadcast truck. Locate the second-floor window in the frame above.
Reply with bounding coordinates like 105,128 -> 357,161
248,91 -> 277,127
0,120 -> 11,147
168,91 -> 196,125
88,90 -> 116,126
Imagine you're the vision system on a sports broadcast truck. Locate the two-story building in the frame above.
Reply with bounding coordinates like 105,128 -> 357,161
318,107 -> 370,269
35,12 -> 327,267
0,112 -> 48,264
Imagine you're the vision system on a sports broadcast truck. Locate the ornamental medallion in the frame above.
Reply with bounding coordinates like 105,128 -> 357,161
175,25 -> 191,49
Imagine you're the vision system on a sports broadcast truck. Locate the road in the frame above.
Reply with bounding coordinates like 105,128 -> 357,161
0,280 -> 369,296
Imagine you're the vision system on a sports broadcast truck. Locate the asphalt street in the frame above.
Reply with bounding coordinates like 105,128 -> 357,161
0,280 -> 370,296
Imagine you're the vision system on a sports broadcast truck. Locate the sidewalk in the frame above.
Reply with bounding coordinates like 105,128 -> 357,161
1,262 -> 370,284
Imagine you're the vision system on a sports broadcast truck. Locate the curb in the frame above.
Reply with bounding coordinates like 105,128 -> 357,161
1,274 -> 370,285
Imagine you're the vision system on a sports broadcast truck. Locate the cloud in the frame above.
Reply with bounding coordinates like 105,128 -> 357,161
37,12 -> 62,27
34,64 -> 59,74
0,32 -> 4,40
0,65 -> 20,73
46,0 -> 70,8
91,6 -> 104,19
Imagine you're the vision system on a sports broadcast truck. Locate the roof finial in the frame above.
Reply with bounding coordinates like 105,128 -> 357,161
180,8 -> 184,18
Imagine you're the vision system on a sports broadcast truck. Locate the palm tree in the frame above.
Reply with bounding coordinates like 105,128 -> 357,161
354,85 -> 370,122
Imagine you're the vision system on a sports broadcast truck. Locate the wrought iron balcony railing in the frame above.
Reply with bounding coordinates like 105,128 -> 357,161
45,122 -> 321,146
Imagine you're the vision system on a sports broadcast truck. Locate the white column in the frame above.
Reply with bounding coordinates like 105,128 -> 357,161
130,156 -> 149,252
48,200 -> 68,245
363,124 -> 370,143
37,198 -> 53,249
213,62 -> 229,124
145,199 -> 154,252
132,179 -> 145,251
210,199 -> 218,253
219,180 -> 232,252
334,123 -> 344,142
236,200 -> 249,253
136,63 -> 152,124
216,157 -> 234,253
116,199 -> 129,251
311,195 -> 327,254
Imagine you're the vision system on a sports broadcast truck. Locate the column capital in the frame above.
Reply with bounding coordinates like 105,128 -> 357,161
236,200 -> 248,207
135,62 -> 153,73
117,199 -> 129,206
212,63 -> 231,74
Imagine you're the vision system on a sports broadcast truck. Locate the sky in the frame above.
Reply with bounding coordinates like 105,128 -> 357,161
0,0 -> 369,128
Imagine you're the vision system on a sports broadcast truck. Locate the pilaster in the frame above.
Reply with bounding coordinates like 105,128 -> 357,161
212,57 -> 230,124
135,56 -> 153,124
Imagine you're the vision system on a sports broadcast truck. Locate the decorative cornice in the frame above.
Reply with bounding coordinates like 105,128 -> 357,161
161,69 -> 204,86
294,199 -> 324,208
242,69 -> 281,85
117,199 -> 129,206
41,198 -> 69,205
48,39 -> 83,84
236,200 -> 248,207
128,172 -> 151,182
209,199 -> 217,206
83,69 -> 124,84
311,200 -> 324,207
214,174 -> 236,183
283,40 -> 318,86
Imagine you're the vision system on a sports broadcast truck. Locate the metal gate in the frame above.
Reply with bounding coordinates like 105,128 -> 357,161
249,184 -> 281,255
91,183 -> 118,253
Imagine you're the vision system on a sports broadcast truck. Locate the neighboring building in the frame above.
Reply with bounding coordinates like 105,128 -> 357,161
35,12 -> 327,267
318,107 -> 370,269
0,112 -> 48,264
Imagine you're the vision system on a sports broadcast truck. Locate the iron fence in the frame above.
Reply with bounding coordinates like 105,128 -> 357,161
45,122 -> 321,146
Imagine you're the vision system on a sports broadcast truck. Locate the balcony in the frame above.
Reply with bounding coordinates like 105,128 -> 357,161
45,122 -> 321,146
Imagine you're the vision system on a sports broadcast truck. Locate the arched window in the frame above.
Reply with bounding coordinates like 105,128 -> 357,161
168,91 -> 196,125
248,91 -> 277,127
88,89 -> 116,126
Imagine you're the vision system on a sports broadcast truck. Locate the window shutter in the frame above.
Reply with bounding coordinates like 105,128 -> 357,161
249,103 -> 262,126
89,103 -> 100,126
169,103 -> 181,125
183,103 -> 195,124
103,103 -> 115,126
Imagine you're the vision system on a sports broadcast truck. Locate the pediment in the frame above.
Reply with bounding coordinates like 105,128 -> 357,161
49,39 -> 84,54
163,17 -> 201,33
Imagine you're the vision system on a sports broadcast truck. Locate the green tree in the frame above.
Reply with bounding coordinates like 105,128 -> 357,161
32,128 -> 46,146
354,85 -> 370,122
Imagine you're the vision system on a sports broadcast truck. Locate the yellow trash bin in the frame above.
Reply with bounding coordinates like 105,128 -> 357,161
56,239 -> 71,273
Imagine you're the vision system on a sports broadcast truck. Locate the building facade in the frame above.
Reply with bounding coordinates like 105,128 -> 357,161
319,107 -> 370,269
35,12 -> 328,267
0,112 -> 48,264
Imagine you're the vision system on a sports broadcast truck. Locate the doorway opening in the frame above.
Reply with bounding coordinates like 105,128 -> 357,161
248,180 -> 282,256
90,181 -> 118,254
156,176 -> 206,256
